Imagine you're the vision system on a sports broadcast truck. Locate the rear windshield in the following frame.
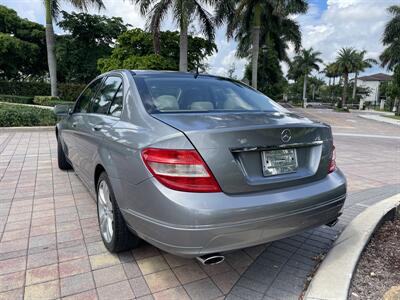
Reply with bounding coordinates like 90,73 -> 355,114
134,76 -> 283,114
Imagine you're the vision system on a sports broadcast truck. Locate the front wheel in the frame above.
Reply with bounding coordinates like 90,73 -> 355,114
97,172 -> 140,252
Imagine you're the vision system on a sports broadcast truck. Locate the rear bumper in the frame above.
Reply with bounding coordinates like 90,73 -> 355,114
119,169 -> 346,257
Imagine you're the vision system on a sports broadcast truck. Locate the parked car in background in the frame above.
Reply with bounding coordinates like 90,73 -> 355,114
55,70 -> 346,264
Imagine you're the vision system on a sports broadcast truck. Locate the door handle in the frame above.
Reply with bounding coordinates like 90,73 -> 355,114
72,122 -> 77,128
93,124 -> 103,131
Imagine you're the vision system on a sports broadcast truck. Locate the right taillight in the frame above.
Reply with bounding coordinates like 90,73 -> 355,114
141,148 -> 221,193
328,145 -> 336,173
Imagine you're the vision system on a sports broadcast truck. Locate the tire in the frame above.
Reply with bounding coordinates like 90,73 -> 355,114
57,136 -> 72,170
96,172 -> 140,252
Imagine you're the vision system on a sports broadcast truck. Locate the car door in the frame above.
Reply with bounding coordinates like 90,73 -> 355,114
63,78 -> 103,181
80,76 -> 124,188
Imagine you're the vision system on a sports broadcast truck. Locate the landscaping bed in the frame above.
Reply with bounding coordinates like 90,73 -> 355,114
349,218 -> 400,299
0,103 -> 56,127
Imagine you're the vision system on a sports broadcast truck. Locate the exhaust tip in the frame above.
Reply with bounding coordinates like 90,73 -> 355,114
196,254 -> 225,265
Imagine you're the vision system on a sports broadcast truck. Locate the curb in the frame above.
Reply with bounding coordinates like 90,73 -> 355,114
358,114 -> 400,126
0,126 -> 54,132
305,193 -> 400,300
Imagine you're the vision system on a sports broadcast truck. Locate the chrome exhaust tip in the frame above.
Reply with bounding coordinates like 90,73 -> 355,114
196,254 -> 225,265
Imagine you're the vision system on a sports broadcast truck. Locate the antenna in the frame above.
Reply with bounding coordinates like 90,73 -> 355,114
194,64 -> 199,79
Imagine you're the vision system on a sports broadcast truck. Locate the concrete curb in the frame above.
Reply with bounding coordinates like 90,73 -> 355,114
0,126 -> 54,132
0,101 -> 54,110
358,114 -> 400,126
305,193 -> 400,300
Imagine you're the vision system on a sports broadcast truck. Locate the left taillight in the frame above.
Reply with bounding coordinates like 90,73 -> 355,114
141,148 -> 222,193
328,145 -> 337,173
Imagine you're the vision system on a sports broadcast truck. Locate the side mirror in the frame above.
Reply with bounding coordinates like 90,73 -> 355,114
54,104 -> 72,117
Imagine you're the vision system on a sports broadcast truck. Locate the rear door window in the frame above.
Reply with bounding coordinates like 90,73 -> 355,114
74,78 -> 102,113
108,84 -> 123,118
90,76 -> 122,115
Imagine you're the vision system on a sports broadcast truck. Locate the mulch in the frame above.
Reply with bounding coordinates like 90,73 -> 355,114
349,217 -> 400,299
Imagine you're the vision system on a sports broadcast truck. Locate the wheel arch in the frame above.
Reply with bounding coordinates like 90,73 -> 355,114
94,164 -> 106,194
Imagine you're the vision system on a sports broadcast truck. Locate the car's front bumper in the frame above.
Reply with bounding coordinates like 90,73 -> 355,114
117,169 -> 346,257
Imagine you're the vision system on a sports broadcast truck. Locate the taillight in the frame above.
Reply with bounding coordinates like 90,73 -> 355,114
328,145 -> 336,173
141,148 -> 222,193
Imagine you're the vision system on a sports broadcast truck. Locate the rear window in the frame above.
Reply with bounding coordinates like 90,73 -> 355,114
134,77 -> 283,114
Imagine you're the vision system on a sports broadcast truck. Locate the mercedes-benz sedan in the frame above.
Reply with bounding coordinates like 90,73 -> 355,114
55,70 -> 346,261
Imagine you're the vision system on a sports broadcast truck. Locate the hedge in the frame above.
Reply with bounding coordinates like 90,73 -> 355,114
33,96 -> 72,107
0,103 -> 57,127
0,94 -> 34,104
0,81 -> 86,102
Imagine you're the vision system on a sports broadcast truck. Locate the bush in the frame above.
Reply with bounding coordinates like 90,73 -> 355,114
0,81 -> 85,102
0,103 -> 56,127
33,96 -> 71,107
0,81 -> 50,96
59,83 -> 85,102
0,94 -> 33,104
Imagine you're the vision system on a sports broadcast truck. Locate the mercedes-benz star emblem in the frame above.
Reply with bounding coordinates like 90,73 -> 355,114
281,129 -> 292,143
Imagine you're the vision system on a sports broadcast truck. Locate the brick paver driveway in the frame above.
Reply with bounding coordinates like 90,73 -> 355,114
0,109 -> 399,300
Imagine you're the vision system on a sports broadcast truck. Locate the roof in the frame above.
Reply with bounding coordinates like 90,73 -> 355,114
358,73 -> 393,82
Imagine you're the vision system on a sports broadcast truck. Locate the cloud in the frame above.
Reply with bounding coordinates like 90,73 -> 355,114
1,0 -> 396,79
295,0 -> 397,76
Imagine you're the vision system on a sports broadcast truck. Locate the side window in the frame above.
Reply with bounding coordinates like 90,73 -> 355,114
90,76 -> 122,115
108,84 -> 123,118
74,79 -> 102,113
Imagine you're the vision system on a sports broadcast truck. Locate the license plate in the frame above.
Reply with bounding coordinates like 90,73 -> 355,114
261,149 -> 298,177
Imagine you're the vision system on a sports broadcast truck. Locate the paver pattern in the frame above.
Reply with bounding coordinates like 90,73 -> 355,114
0,109 -> 399,300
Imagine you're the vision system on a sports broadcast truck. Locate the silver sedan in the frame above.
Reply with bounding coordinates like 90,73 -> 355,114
55,70 -> 346,264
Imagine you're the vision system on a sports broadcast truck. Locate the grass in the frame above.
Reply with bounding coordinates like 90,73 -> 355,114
385,115 -> 400,121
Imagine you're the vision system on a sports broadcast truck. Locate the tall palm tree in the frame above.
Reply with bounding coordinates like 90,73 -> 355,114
352,50 -> 377,101
215,0 -> 307,89
380,5 -> 400,115
335,47 -> 357,108
289,48 -> 322,107
134,0 -> 215,72
44,0 -> 104,96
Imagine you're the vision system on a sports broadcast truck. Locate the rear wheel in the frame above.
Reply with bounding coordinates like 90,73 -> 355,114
57,136 -> 72,170
97,172 -> 140,252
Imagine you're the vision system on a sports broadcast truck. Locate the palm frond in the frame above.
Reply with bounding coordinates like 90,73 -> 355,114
193,0 -> 215,41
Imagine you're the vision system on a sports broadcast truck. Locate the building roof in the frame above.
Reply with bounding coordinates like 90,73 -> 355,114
358,73 -> 393,82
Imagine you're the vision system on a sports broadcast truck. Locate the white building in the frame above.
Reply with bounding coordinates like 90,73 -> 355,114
357,73 -> 392,105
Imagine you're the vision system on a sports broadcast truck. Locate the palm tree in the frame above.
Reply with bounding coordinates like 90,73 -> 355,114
134,0 -> 215,72
335,47 -> 357,108
289,48 -> 322,107
44,0 -> 104,96
380,5 -> 400,115
352,50 -> 377,101
215,0 -> 307,89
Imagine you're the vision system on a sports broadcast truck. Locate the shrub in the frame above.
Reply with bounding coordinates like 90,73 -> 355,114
0,94 -> 33,104
33,96 -> 71,107
0,103 -> 56,127
0,81 -> 50,96
59,83 -> 86,102
0,81 -> 85,102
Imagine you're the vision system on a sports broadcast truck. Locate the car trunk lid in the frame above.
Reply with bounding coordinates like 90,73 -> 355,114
152,112 -> 333,194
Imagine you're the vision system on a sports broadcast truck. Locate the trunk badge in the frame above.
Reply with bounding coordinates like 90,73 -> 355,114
281,129 -> 292,143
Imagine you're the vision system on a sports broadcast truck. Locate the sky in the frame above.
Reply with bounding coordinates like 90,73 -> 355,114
1,0 -> 398,79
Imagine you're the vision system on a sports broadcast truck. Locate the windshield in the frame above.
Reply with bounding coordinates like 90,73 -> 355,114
134,76 -> 283,114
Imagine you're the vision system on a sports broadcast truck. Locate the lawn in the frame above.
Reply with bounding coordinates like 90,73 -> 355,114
385,115 -> 400,121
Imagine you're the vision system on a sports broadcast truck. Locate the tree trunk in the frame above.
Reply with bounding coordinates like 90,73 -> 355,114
303,75 -> 307,108
45,0 -> 57,96
251,4 -> 261,89
352,72 -> 358,101
342,72 -> 348,108
331,77 -> 335,102
395,97 -> 400,116
179,16 -> 188,72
